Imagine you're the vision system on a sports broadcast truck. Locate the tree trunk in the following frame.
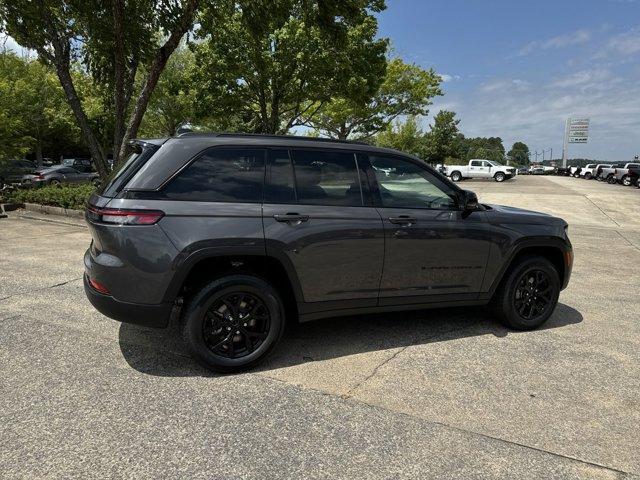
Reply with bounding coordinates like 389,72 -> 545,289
53,59 -> 109,178
117,0 -> 200,164
112,0 -> 127,167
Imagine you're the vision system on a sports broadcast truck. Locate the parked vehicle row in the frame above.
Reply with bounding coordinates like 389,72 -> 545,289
0,158 -> 99,188
566,162 -> 640,187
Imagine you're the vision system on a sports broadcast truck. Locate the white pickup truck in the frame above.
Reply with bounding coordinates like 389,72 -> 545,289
442,159 -> 516,182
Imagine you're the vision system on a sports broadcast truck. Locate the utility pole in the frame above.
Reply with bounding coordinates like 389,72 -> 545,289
562,118 -> 569,168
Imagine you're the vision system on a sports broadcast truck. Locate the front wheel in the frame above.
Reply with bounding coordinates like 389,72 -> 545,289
181,275 -> 285,373
494,172 -> 506,182
49,179 -> 61,186
493,255 -> 560,330
584,172 -> 592,180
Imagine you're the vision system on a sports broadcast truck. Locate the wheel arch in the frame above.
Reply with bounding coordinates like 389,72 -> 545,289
163,250 -> 302,320
487,240 -> 571,299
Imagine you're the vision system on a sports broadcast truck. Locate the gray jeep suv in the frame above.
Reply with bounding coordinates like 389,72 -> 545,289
84,133 -> 573,372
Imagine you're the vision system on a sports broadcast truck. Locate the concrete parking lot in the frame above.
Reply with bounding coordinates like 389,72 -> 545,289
1,175 -> 639,479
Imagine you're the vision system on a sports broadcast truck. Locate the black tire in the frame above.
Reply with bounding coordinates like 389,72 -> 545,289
450,171 -> 462,182
181,274 -> 285,373
493,255 -> 560,330
607,175 -> 616,184
584,172 -> 592,180
49,179 -> 61,186
621,175 -> 631,186
494,172 -> 506,182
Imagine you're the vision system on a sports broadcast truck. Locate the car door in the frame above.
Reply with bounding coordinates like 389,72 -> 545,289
365,154 -> 492,305
468,160 -> 487,178
262,148 -> 384,307
63,167 -> 82,183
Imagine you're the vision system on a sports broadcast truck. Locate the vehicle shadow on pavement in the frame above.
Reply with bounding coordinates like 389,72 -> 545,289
118,303 -> 582,377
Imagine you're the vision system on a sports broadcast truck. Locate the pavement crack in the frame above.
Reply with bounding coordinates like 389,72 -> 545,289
583,195 -> 621,227
0,277 -> 83,301
616,230 -> 640,251
342,345 -> 410,398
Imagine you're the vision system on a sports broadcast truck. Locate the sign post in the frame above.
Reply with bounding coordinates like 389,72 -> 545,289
562,117 -> 590,168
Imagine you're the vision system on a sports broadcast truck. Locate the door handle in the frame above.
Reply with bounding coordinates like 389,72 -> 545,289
273,213 -> 309,224
388,216 -> 417,226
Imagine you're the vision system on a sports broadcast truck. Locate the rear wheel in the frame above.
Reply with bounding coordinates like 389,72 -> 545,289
181,275 -> 285,373
493,255 -> 560,330
607,175 -> 616,184
49,179 -> 61,186
450,171 -> 462,182
621,175 -> 631,186
494,172 -> 506,182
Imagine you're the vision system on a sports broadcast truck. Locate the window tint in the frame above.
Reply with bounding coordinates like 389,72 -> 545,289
291,149 -> 363,207
58,167 -> 77,174
470,160 -> 482,167
265,149 -> 296,204
369,155 -> 457,210
163,148 -> 265,203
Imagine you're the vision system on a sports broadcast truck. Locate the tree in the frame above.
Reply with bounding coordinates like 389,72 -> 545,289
462,137 -> 505,162
1,0 -> 200,176
191,0 -> 388,135
0,52 -> 80,164
423,110 -> 462,164
375,116 -> 427,158
507,141 -> 530,165
306,58 -> 442,140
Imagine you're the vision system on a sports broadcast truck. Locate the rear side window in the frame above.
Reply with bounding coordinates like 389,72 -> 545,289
265,149 -> 296,204
291,149 -> 363,207
470,160 -> 482,167
163,148 -> 265,203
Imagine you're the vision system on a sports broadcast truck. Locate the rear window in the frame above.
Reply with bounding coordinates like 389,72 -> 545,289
97,144 -> 159,198
162,148 -> 266,203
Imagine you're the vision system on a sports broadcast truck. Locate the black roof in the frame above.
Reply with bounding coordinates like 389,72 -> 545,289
177,131 -> 370,146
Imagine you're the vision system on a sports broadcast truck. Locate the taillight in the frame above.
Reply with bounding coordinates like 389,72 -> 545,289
86,206 -> 164,225
88,277 -> 110,295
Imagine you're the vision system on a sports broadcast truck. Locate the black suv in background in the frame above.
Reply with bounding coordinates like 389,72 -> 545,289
84,134 -> 573,372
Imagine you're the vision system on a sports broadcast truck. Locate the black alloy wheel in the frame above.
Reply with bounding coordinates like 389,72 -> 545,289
181,274 -> 285,373
513,269 -> 553,322
203,292 -> 270,359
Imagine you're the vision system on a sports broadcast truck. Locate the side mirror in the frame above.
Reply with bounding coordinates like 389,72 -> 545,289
460,190 -> 479,211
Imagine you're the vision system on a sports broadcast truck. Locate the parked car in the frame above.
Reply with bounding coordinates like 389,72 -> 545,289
599,163 -> 628,184
61,157 -> 94,173
594,164 -> 614,181
0,159 -> 37,187
34,165 -> 100,186
442,159 -> 516,182
83,134 -> 573,372
530,167 -> 545,175
579,164 -> 597,179
613,163 -> 640,186
569,166 -> 582,177
516,166 -> 529,175
624,165 -> 640,188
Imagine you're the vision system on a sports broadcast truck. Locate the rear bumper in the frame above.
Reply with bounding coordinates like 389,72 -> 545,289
83,274 -> 172,328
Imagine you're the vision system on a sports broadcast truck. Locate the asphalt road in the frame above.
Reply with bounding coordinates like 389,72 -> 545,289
1,175 -> 639,479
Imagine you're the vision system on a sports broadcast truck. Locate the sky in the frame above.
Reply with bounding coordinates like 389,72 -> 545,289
377,0 -> 640,161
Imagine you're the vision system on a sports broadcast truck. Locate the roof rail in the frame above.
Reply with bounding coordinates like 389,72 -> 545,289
177,131 -> 370,145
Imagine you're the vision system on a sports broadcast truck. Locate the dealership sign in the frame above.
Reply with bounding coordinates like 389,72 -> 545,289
567,118 -> 589,143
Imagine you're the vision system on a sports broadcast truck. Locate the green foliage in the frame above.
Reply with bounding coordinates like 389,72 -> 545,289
375,116 -> 428,158
422,110 -> 462,164
462,136 -> 505,162
6,184 -> 95,210
191,0 -> 388,134
507,141 -> 530,165
308,58 -> 442,139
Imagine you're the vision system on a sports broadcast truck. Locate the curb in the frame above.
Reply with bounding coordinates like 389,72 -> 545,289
22,202 -> 84,219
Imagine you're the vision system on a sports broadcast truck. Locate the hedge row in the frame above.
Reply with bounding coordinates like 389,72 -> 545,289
4,184 -> 95,210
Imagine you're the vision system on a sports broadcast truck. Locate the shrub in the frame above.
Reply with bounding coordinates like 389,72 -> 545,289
6,184 -> 95,210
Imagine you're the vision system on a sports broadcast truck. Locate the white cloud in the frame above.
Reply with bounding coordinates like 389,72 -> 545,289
439,73 -> 461,82
598,27 -> 640,57
431,70 -> 640,161
518,29 -> 592,56
0,35 -> 36,57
